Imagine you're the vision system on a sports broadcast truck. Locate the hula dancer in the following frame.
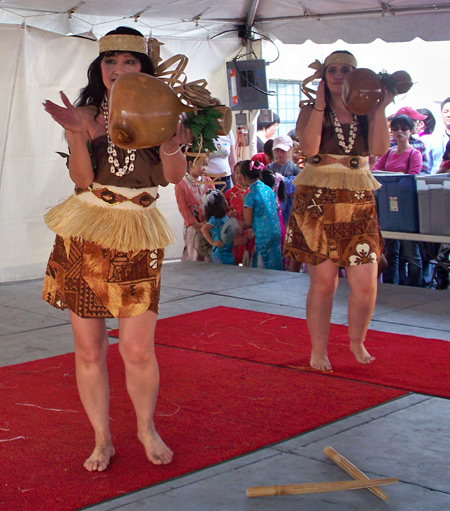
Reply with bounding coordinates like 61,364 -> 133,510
284,51 -> 393,371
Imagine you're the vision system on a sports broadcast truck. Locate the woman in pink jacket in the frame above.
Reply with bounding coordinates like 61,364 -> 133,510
372,114 -> 422,174
372,114 -> 423,286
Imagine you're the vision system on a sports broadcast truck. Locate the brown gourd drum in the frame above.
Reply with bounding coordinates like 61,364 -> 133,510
342,68 -> 385,116
342,68 -> 413,116
109,72 -> 232,149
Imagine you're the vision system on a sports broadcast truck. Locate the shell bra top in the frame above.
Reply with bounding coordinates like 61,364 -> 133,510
319,113 -> 369,156
91,135 -> 169,188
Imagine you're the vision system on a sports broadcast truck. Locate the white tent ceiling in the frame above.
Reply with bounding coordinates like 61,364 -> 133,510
1,0 -> 450,43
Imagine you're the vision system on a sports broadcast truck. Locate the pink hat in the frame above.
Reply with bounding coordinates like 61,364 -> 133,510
395,107 -> 427,121
273,134 -> 293,152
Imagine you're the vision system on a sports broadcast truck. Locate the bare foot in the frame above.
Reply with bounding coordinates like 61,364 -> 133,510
310,351 -> 332,371
350,343 -> 375,364
84,443 -> 115,472
138,428 -> 173,465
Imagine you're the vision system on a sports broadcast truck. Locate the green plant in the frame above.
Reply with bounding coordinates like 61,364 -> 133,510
378,70 -> 413,95
377,71 -> 397,94
183,107 -> 223,153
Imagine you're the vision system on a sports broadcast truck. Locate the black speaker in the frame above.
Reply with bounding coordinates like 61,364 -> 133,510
226,59 -> 269,111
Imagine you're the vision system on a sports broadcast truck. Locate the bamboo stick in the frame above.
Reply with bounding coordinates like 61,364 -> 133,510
246,477 -> 398,498
324,446 -> 392,501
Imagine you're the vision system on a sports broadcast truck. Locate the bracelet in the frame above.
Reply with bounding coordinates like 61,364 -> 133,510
160,144 -> 182,157
313,106 -> 326,112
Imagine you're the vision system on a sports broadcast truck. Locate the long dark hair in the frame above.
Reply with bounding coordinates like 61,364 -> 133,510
261,169 -> 286,202
75,27 -> 155,118
240,159 -> 263,181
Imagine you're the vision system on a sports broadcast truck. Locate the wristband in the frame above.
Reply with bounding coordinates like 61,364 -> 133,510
160,145 -> 182,156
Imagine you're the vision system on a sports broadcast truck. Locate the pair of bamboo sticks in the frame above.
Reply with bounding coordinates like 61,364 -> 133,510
246,446 -> 397,500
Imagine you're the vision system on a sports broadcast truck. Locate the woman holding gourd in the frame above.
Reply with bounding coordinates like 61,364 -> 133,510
42,27 -> 193,471
284,50 -> 393,371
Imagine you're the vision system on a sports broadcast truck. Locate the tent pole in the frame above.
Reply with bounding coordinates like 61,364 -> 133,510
246,0 -> 260,27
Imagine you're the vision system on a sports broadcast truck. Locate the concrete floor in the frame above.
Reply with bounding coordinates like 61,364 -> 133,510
1,261 -> 450,510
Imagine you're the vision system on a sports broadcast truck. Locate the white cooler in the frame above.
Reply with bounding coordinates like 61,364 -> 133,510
416,174 -> 450,235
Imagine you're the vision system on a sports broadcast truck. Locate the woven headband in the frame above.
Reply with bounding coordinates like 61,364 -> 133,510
323,52 -> 357,69
99,34 -> 148,55
300,52 -> 357,108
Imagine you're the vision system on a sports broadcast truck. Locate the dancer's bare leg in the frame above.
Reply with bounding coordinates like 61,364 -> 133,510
346,263 -> 378,364
118,311 -> 173,465
70,311 -> 115,471
306,260 -> 339,370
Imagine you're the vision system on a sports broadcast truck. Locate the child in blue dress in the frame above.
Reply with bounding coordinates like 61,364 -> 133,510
241,160 -> 283,270
201,189 -> 235,265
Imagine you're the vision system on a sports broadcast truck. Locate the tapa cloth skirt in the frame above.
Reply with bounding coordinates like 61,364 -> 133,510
283,184 -> 384,267
42,235 -> 164,318
42,183 -> 172,318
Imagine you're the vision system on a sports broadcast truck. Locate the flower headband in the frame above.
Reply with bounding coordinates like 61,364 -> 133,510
99,34 -> 148,55
300,52 -> 357,108
249,160 -> 264,171
203,189 -> 222,206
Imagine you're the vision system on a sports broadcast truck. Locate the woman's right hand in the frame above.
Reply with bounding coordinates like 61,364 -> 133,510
314,80 -> 326,111
43,91 -> 84,134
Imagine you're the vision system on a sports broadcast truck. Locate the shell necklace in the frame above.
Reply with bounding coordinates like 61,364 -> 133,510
102,96 -> 136,177
330,106 -> 358,154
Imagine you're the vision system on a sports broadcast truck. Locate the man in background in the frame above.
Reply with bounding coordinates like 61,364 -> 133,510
427,98 -> 450,174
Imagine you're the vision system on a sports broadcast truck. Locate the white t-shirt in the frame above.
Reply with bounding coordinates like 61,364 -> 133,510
207,132 -> 236,176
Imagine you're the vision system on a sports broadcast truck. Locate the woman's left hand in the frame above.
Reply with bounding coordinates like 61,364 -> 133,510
172,112 -> 193,146
160,113 -> 193,157
379,87 -> 396,110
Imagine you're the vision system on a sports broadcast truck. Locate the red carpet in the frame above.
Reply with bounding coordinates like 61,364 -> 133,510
0,340 -> 404,511
110,306 -> 450,399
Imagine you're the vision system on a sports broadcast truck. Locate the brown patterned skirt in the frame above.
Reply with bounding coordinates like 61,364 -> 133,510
283,184 -> 384,267
42,235 -> 164,318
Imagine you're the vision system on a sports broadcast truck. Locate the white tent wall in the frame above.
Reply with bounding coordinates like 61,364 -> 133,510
0,25 -> 240,282
0,26 -> 98,283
